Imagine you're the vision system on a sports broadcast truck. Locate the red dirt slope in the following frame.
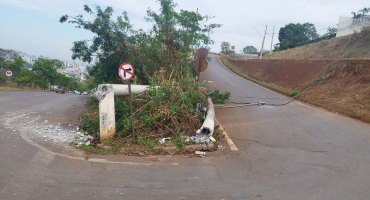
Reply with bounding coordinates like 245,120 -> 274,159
224,57 -> 370,123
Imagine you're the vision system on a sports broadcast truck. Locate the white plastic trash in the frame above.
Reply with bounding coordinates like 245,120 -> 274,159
195,151 -> 206,156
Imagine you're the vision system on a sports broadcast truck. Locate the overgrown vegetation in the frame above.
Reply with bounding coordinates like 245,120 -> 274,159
80,76 -> 230,146
61,1 -> 230,153
209,89 -> 231,104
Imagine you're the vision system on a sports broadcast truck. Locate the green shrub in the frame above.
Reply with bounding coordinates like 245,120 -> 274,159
80,113 -> 99,136
290,91 -> 299,97
209,89 -> 231,104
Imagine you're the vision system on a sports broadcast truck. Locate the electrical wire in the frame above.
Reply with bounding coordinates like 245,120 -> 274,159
214,57 -> 343,108
214,18 -> 368,109
215,25 -> 370,109
230,96 -> 286,100
214,32 -> 261,45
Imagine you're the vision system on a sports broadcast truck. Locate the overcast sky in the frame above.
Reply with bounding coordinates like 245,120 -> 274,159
0,0 -> 368,63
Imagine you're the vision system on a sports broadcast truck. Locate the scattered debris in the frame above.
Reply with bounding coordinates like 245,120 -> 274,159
157,137 -> 171,144
18,121 -> 95,147
191,97 -> 215,145
195,151 -> 207,156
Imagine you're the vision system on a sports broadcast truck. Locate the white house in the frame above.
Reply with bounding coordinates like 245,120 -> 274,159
337,16 -> 370,37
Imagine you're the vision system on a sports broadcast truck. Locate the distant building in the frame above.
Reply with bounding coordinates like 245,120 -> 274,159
337,16 -> 370,37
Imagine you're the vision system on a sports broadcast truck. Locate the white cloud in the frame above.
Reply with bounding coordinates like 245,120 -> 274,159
1,0 -> 369,59
2,0 -> 44,11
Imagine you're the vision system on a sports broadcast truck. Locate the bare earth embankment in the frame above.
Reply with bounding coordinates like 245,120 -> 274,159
223,57 -> 370,123
221,28 -> 370,123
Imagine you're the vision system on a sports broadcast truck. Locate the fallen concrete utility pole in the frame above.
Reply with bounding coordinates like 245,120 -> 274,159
90,84 -> 150,141
192,96 -> 215,144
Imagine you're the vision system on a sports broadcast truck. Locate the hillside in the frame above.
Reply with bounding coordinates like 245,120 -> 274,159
264,27 -> 370,59
0,48 -> 20,60
221,27 -> 370,124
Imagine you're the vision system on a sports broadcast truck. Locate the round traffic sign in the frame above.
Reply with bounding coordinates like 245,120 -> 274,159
196,48 -> 208,59
4,70 -> 13,77
118,62 -> 134,81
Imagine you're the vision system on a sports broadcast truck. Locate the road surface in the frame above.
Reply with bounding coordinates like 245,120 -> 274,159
202,54 -> 370,199
1,55 -> 370,199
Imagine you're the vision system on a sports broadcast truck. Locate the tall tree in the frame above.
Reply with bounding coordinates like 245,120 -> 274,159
60,6 -> 134,84
54,73 -> 77,91
303,22 -> 320,40
140,0 -> 221,79
60,2 -> 221,84
352,12 -> 361,24
0,57 -> 6,83
358,8 -> 369,17
277,23 -> 309,50
221,41 -> 230,53
16,68 -> 34,87
242,46 -> 257,54
6,57 -> 25,80
327,26 -> 337,35
0,57 -> 6,72
32,57 -> 63,90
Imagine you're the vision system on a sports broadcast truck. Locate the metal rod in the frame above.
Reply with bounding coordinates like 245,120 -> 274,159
128,81 -> 135,139
197,59 -> 201,83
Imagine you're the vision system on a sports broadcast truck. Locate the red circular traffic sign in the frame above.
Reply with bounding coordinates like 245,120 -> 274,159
4,70 -> 13,77
196,48 -> 208,59
118,62 -> 134,81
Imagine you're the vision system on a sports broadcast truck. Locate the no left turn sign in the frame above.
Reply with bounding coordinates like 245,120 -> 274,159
118,62 -> 134,81
4,70 -> 13,77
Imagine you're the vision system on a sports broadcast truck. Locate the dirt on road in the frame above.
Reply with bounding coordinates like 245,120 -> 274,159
223,57 -> 370,123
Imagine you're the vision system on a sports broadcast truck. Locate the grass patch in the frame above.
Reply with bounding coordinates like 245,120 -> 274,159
176,141 -> 183,149
209,89 -> 230,104
102,138 -> 114,146
135,136 -> 156,149
289,91 -> 299,97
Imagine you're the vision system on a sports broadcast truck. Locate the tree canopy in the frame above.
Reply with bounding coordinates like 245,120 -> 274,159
243,46 -> 258,54
32,57 -> 63,90
220,41 -> 230,53
276,23 -> 310,51
60,0 -> 221,86
303,23 -> 319,40
6,57 -> 24,80
59,1 -> 227,140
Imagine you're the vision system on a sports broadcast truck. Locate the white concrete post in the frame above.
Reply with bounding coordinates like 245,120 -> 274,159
91,84 -> 151,141
99,91 -> 115,141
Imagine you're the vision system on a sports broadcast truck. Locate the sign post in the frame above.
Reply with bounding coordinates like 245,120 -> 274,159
195,48 -> 209,83
118,62 -> 135,138
4,70 -> 13,87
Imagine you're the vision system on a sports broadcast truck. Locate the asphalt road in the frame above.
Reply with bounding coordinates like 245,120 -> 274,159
1,55 -> 370,199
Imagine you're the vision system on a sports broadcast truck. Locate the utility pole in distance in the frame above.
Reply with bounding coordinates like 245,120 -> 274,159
270,26 -> 275,54
259,25 -> 267,59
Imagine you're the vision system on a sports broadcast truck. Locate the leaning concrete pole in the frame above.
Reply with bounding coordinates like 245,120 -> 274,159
91,84 -> 150,141
259,25 -> 267,59
195,96 -> 215,138
99,90 -> 115,141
